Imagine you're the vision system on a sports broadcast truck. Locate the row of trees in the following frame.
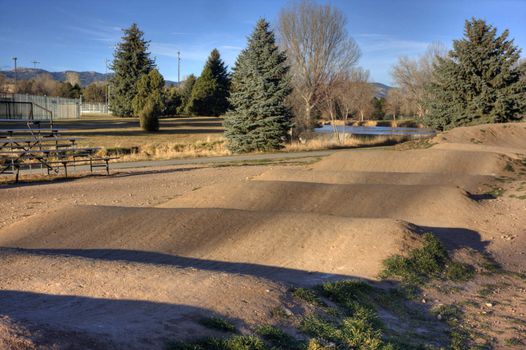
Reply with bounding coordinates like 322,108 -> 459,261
108,1 -> 525,147
108,1 -> 381,142
108,24 -> 232,130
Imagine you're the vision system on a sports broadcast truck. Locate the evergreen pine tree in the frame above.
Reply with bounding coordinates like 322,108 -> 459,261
177,74 -> 197,114
187,49 -> 230,116
424,18 -> 526,130
132,69 -> 165,131
110,23 -> 155,117
224,19 -> 292,153
164,86 -> 181,116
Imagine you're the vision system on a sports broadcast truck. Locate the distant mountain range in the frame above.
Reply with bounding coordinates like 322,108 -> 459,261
1,68 -> 391,93
0,68 -> 111,86
0,68 -> 178,86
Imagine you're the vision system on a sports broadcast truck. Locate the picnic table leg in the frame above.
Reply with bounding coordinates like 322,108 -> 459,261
105,159 -> 110,175
63,162 -> 68,178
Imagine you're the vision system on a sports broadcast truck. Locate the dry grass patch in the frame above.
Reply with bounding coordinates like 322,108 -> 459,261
284,135 -> 411,152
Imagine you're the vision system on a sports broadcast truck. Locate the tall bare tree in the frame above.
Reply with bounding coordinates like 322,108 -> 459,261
279,0 -> 360,131
340,68 -> 375,122
0,74 -> 7,93
384,88 -> 405,120
391,42 -> 446,117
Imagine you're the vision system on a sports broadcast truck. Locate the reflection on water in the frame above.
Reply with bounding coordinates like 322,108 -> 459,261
315,125 -> 436,136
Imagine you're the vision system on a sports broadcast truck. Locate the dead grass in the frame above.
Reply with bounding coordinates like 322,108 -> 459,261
320,119 -> 424,128
106,135 -> 412,162
101,137 -> 231,162
284,135 -> 412,152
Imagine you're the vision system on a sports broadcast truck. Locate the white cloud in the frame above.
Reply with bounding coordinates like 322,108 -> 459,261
67,24 -> 122,43
355,33 -> 429,56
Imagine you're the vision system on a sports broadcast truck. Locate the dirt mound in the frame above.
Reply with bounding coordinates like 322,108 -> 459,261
0,205 -> 419,280
312,149 -> 510,175
432,122 -> 526,155
256,169 -> 493,192
159,181 -> 479,226
0,249 -> 287,349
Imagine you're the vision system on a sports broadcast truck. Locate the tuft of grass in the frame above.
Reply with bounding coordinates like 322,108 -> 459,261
292,287 -> 326,306
445,261 -> 476,281
317,280 -> 374,312
484,187 -> 506,198
166,335 -> 265,350
477,284 -> 499,297
300,314 -> 340,340
198,317 -> 237,333
297,280 -> 400,350
299,311 -> 393,350
269,307 -> 290,320
479,253 -> 503,273
380,233 -> 448,285
255,325 -> 303,349
432,304 -> 476,350
221,336 -> 266,350
380,233 -> 475,285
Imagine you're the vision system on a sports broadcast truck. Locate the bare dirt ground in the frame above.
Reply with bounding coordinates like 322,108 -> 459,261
0,122 -> 525,349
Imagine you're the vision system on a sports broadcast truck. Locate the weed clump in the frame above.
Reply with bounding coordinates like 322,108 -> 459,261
255,325 -> 303,349
292,287 -> 326,306
297,281 -> 396,350
380,233 -> 475,285
299,311 -> 393,350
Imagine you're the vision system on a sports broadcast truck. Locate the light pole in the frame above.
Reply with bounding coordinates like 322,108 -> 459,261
12,57 -> 17,92
177,51 -> 181,84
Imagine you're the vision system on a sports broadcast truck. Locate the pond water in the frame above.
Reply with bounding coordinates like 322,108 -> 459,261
314,125 -> 436,137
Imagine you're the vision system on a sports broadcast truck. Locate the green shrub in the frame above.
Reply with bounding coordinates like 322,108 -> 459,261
139,99 -> 160,132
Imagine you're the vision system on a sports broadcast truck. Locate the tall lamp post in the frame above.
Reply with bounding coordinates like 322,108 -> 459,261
177,51 -> 181,84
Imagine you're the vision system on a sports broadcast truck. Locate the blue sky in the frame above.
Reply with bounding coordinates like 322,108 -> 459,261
1,0 -> 525,85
